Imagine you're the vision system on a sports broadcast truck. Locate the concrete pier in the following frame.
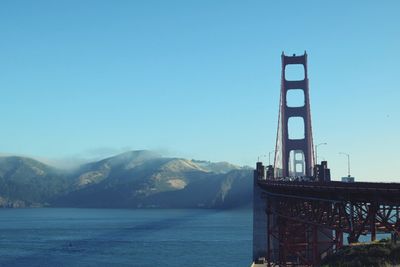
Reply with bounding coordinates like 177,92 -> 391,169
252,163 -> 267,262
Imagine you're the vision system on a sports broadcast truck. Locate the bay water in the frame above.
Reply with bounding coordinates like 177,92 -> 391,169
0,208 -> 252,267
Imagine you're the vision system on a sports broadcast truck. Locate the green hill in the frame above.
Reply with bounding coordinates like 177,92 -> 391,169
0,156 -> 71,207
321,240 -> 400,267
0,151 -> 253,209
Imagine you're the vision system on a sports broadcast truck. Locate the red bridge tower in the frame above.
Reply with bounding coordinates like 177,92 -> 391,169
274,52 -> 314,178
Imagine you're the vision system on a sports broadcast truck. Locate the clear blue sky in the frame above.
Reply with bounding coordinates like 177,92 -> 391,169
0,0 -> 399,181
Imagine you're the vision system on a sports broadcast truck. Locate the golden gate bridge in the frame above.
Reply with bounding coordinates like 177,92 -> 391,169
252,52 -> 400,267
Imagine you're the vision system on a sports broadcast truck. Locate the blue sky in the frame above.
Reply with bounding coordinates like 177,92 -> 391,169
0,1 -> 399,181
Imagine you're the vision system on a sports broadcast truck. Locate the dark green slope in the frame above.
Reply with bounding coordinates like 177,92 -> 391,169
0,156 -> 71,207
321,241 -> 400,267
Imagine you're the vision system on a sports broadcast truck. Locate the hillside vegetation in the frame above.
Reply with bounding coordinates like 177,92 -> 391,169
0,150 -> 253,209
321,240 -> 400,267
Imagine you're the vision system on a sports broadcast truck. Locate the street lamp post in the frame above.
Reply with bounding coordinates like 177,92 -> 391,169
268,150 -> 276,166
339,152 -> 351,177
257,154 -> 266,163
315,142 -> 327,164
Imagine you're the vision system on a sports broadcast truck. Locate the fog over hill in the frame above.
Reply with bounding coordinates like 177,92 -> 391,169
0,150 -> 253,208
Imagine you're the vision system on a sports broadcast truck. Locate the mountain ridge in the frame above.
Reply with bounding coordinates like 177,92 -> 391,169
0,150 -> 253,209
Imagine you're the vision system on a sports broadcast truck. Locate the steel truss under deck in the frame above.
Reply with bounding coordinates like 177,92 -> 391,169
259,180 -> 400,266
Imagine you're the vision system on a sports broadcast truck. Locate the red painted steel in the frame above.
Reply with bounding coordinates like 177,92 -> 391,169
258,180 -> 400,266
256,52 -> 400,266
274,52 -> 314,178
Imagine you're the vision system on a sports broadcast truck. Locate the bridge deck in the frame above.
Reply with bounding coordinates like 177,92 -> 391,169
258,180 -> 400,204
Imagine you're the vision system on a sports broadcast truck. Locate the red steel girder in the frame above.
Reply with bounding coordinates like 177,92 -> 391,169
261,184 -> 400,266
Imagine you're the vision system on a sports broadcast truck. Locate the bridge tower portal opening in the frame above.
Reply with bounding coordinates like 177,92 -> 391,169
274,52 -> 314,178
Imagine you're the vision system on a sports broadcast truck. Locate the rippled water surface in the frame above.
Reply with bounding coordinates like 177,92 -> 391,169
0,208 -> 252,267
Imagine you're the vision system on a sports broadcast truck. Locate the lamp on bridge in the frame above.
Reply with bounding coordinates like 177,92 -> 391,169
314,143 -> 329,182
339,152 -> 355,182
315,142 -> 327,164
257,154 -> 266,163
268,150 -> 276,166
